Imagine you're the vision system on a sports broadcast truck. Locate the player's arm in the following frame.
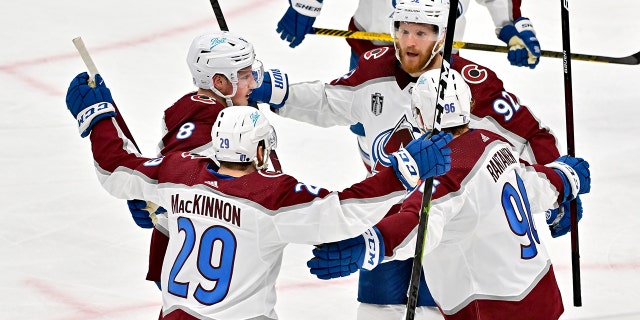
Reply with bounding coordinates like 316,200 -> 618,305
273,132 -> 451,245
307,176 -> 462,280
465,62 -> 560,164
249,69 -> 360,128
65,72 -> 162,203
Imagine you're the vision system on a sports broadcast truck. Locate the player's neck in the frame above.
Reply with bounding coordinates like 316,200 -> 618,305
218,165 -> 256,177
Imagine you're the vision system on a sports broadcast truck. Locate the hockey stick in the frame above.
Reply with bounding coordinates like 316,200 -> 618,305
405,1 -> 459,319
210,0 -> 229,31
208,0 -> 284,173
560,0 -> 582,307
312,27 -> 640,65
72,37 -> 99,88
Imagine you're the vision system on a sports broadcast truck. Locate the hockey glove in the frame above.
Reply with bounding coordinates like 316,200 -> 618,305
307,227 -> 384,280
546,196 -> 583,238
66,72 -> 116,137
248,69 -> 290,109
389,132 -> 452,190
277,0 -> 323,48
498,17 -> 541,69
546,155 -> 591,202
127,199 -> 167,229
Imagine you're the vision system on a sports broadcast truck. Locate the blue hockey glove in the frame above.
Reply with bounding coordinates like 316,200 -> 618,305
546,196 -> 583,238
498,17 -> 541,69
546,155 -> 591,202
307,227 -> 384,280
276,0 -> 323,48
66,72 -> 116,137
127,199 -> 167,229
389,132 -> 452,189
248,69 -> 289,109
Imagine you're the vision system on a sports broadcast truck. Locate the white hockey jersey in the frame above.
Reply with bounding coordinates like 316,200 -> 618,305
375,129 -> 565,319
277,48 -> 559,175
86,117 -> 408,319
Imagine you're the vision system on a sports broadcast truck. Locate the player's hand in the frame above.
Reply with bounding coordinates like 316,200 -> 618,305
498,17 -> 541,69
547,155 -> 591,202
307,227 -> 384,280
546,196 -> 583,238
127,199 -> 167,229
66,72 -> 116,137
248,69 -> 289,109
276,0 -> 323,48
390,132 -> 452,189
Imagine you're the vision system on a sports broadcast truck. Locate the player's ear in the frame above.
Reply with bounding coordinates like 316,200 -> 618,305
213,74 -> 228,92
256,145 -> 265,167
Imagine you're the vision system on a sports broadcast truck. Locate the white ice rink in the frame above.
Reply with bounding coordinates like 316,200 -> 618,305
1,0 -> 639,319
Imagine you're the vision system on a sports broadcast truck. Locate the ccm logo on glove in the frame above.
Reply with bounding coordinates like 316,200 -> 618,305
362,228 -> 381,270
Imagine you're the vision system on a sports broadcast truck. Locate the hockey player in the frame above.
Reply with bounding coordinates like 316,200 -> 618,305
64,71 -> 453,319
251,0 -> 578,318
275,0 -> 541,69
126,31 -> 266,287
307,68 -> 591,320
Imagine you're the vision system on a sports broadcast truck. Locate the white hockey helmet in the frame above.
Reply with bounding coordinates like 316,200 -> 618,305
187,32 -> 264,105
411,68 -> 471,131
212,106 -> 277,170
391,0 -> 450,67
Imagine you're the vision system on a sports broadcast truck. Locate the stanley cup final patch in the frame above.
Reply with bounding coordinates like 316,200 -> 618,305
371,93 -> 384,116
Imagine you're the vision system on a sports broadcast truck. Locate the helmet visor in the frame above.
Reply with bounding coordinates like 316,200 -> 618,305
393,22 -> 440,42
251,59 -> 264,89
237,59 -> 264,89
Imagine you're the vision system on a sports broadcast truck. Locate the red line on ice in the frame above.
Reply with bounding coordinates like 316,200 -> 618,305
0,0 -> 274,96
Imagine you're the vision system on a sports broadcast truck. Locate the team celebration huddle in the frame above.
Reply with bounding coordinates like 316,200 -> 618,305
64,0 -> 592,319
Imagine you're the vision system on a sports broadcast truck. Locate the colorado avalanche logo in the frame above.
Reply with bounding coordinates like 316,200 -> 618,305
370,115 -> 421,174
371,93 -> 384,116
461,64 -> 488,84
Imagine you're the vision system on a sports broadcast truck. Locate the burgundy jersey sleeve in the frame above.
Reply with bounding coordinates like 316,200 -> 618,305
453,55 -> 560,164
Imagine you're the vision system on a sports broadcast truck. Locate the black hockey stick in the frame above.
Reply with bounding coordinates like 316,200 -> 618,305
208,0 -> 284,173
210,0 -> 229,31
560,0 -> 582,307
405,1 -> 459,319
312,27 -> 640,65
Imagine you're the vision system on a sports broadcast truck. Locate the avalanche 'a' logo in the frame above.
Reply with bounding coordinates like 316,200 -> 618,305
370,115 -> 421,174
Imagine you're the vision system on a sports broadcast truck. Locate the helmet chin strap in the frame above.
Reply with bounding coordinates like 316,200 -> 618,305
420,38 -> 445,72
211,77 -> 238,107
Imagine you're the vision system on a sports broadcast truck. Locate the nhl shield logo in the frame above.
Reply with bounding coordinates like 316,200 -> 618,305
371,93 -> 384,116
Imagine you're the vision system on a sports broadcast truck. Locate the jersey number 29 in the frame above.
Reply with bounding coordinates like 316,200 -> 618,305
168,217 -> 237,305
